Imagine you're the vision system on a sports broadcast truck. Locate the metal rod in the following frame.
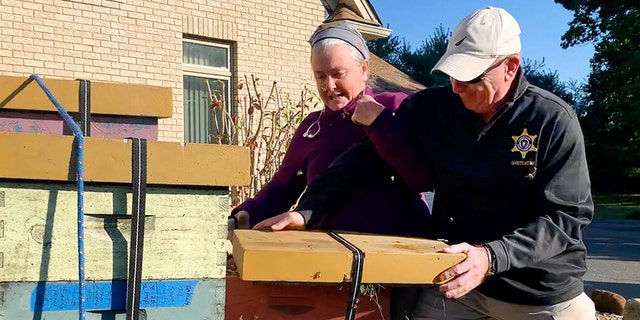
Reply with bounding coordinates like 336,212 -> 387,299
30,74 -> 86,320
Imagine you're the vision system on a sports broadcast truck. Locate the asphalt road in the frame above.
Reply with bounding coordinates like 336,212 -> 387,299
583,219 -> 640,299
422,193 -> 640,299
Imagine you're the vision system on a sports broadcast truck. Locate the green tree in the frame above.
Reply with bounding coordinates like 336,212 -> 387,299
397,25 -> 451,87
371,26 -> 581,95
555,0 -> 640,191
521,58 -> 574,104
368,25 -> 451,87
367,33 -> 403,66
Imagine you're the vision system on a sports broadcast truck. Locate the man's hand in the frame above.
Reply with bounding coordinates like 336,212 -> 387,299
252,211 -> 306,231
436,242 -> 490,299
352,95 -> 385,126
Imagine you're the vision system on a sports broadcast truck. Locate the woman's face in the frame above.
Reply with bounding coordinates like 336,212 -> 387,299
311,44 -> 368,111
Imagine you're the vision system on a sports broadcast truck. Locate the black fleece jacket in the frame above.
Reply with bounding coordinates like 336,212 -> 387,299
297,72 -> 593,305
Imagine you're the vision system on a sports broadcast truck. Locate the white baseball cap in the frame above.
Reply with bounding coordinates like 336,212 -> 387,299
432,7 -> 521,82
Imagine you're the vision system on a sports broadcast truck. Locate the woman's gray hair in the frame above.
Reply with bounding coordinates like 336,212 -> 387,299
312,38 -> 366,66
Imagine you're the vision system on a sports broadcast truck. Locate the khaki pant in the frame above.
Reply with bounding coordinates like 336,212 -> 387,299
412,286 -> 595,320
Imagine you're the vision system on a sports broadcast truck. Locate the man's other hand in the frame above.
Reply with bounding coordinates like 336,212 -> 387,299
352,95 -> 385,126
436,242 -> 490,299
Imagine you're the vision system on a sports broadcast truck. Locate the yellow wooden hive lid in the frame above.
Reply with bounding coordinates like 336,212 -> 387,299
0,132 -> 250,187
232,229 -> 466,284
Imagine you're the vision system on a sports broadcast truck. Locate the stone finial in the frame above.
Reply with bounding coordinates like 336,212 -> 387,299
592,289 -> 627,315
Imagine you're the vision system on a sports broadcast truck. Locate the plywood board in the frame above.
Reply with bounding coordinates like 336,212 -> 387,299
225,275 -> 390,319
232,230 -> 466,284
0,111 -> 158,140
232,230 -> 354,283
0,182 -> 229,282
0,132 -> 250,187
0,75 -> 172,117
341,233 -> 466,284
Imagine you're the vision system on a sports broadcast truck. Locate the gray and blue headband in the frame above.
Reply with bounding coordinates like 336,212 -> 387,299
309,22 -> 370,60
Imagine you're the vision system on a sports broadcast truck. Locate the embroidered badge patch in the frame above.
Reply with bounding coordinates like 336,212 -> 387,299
511,128 -> 538,159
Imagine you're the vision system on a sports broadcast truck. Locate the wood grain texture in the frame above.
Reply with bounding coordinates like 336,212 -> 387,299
232,230 -> 466,284
0,75 -> 172,117
232,230 -> 353,283
341,233 -> 466,284
225,275 -> 391,320
0,182 -> 229,282
0,132 -> 250,186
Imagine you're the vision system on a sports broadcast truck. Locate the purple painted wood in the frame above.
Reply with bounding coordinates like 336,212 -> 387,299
0,111 -> 158,140
0,111 -> 63,133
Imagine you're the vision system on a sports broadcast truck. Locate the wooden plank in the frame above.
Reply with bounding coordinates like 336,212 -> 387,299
0,111 -> 158,140
0,132 -> 250,187
225,275 -> 390,319
232,230 -> 466,284
92,81 -> 172,117
0,182 -> 229,282
0,75 -> 172,117
232,230 -> 354,283
341,233 -> 466,284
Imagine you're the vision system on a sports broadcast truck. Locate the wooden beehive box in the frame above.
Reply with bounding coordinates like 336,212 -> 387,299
232,230 -> 466,284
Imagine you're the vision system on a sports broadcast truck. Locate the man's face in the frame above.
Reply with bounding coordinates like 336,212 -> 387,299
449,57 -> 511,121
311,44 -> 368,111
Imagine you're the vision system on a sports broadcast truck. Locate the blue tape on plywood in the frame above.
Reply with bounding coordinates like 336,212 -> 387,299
30,280 -> 198,311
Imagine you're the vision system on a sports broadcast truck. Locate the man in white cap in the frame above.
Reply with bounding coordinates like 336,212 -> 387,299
256,6 -> 596,319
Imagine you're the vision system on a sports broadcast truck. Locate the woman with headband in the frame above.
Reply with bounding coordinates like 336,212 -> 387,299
230,22 -> 430,238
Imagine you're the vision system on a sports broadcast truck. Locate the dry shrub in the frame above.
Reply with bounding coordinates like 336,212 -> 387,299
206,75 -> 320,207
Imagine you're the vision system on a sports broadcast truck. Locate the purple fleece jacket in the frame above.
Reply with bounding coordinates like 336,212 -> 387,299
233,86 -> 430,236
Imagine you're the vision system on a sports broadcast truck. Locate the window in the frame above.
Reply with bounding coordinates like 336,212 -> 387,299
182,38 -> 233,144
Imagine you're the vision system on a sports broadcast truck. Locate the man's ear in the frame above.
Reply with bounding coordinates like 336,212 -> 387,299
505,54 -> 521,80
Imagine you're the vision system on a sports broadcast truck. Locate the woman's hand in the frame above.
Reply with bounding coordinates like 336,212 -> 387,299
252,211 -> 306,231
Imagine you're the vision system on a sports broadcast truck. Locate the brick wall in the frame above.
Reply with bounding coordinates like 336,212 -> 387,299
0,0 -> 324,142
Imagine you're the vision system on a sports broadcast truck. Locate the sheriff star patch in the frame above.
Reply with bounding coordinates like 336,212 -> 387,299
511,128 -> 538,159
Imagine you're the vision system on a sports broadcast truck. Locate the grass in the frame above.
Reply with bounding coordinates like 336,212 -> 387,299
593,194 -> 640,220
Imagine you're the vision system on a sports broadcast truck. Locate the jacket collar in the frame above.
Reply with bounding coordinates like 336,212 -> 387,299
510,68 -> 530,104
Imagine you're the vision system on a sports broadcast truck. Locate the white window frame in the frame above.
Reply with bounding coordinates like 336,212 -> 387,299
182,38 -> 233,144
183,38 -> 232,79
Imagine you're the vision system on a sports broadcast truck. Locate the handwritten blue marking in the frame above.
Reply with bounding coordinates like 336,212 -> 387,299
30,280 -> 198,311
